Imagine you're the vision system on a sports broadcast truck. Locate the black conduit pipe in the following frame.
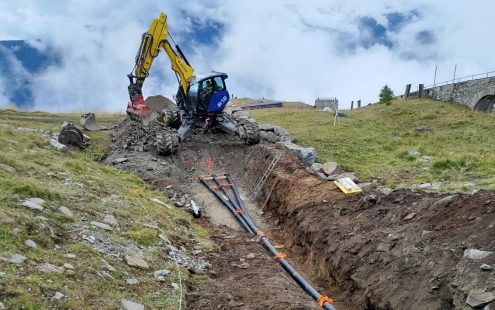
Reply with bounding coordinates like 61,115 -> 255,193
199,175 -> 336,310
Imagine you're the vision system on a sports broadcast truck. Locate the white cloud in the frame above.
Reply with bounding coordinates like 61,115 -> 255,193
0,0 -> 494,111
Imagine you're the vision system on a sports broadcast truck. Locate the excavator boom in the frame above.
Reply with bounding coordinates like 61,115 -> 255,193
127,12 -> 194,116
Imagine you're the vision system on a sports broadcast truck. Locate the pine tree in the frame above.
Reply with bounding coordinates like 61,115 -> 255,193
379,85 -> 394,104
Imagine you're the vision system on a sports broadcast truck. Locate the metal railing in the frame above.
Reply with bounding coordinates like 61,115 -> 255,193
426,70 -> 495,89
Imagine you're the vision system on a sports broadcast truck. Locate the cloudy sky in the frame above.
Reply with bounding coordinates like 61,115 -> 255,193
0,0 -> 493,111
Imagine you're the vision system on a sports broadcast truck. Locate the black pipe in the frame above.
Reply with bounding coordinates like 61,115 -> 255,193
199,177 -> 255,235
200,175 -> 336,310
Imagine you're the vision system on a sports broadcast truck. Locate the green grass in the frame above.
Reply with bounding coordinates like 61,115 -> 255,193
250,99 -> 495,191
0,109 -> 213,309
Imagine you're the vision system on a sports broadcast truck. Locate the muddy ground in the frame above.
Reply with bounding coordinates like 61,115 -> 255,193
105,119 -> 495,310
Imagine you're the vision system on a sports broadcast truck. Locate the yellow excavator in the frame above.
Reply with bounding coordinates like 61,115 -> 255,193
126,12 -> 260,155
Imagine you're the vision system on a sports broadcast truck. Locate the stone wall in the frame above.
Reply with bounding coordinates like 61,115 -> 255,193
424,77 -> 495,109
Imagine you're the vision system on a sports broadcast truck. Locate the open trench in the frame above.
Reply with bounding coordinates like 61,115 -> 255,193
106,122 -> 495,310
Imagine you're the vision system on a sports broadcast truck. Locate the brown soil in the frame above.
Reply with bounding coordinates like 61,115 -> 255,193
106,119 -> 495,310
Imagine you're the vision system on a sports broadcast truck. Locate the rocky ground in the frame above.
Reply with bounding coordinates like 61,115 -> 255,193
107,115 -> 495,310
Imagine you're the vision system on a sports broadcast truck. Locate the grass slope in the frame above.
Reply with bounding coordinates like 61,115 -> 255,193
251,99 -> 495,191
0,110 -> 212,309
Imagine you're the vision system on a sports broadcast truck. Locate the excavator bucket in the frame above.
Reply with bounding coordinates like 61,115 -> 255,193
58,123 -> 88,149
144,95 -> 176,113
80,112 -> 115,131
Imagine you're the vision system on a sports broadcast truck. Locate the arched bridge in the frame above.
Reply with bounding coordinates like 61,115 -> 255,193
423,71 -> 495,112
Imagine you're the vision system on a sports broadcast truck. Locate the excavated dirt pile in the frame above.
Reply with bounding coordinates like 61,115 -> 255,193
106,118 -> 495,310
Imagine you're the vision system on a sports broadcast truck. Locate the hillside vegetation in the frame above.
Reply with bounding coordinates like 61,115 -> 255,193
251,99 -> 495,191
0,110 -> 212,309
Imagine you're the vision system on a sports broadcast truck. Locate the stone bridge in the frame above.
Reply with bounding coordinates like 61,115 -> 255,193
422,74 -> 495,112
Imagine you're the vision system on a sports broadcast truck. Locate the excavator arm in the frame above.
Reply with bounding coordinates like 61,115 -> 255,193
127,12 -> 194,108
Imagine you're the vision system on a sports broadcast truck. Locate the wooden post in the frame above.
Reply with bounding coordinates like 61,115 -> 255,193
357,100 -> 361,108
418,84 -> 424,98
405,84 -> 411,98
351,101 -> 354,110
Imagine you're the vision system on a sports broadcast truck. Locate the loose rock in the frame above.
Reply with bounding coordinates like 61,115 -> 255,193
322,162 -> 339,175
90,221 -> 113,231
24,239 -> 37,249
51,292 -> 65,300
59,206 -> 74,218
481,264 -> 493,271
35,263 -> 65,274
464,249 -> 493,260
150,198 -> 173,209
0,254 -> 27,264
280,142 -> 315,166
121,299 -> 144,310
126,278 -> 139,285
154,269 -> 172,281
112,157 -> 129,164
466,290 -> 495,308
63,263 -> 74,270
246,253 -> 256,259
0,164 -> 16,173
103,214 -> 119,226
404,213 -> 417,220
64,253 -> 76,259
125,255 -> 149,270
50,139 -> 69,152
19,200 -> 44,211
432,195 -> 459,209
0,301 -> 4,309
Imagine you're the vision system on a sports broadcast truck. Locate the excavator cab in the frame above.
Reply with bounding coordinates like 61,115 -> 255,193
187,73 -> 230,119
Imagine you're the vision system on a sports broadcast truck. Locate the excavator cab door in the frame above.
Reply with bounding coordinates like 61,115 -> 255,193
206,76 -> 230,114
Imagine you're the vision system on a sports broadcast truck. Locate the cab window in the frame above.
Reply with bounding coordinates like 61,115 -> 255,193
187,82 -> 199,109
213,76 -> 225,91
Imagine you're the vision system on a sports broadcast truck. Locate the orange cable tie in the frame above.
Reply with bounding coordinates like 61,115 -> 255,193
316,295 -> 335,307
235,208 -> 244,215
273,252 -> 287,260
256,231 -> 266,239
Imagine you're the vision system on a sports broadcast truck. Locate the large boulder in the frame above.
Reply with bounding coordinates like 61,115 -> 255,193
280,142 -> 315,166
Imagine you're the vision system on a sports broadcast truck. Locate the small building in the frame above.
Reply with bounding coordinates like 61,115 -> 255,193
315,97 -> 338,112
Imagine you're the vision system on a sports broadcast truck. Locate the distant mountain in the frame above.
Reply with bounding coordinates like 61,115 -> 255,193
0,40 -> 59,108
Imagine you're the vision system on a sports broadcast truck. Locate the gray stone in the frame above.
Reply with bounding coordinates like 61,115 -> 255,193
419,156 -> 432,163
24,239 -> 37,249
264,131 -> 279,143
154,269 -> 172,281
311,163 -> 323,173
0,164 -> 16,173
322,162 -> 339,175
150,198 -> 172,209
0,301 -> 4,309
421,230 -> 434,238
50,139 -> 68,152
5,254 -> 27,264
51,291 -> 65,300
481,264 -> 494,271
326,172 -> 358,182
246,253 -> 256,259
466,290 -> 495,308
281,142 -> 315,166
259,131 -> 268,141
125,255 -> 149,270
376,243 -> 391,252
126,278 -> 139,285
432,195 -> 459,208
464,249 -> 493,260
59,206 -> 73,218
121,299 -> 144,310
0,271 -> 5,278
63,263 -> 74,270
20,200 -> 44,211
379,188 -> 392,195
90,221 -> 113,231
35,263 -> 65,274
103,215 -> 119,227
112,157 -> 129,164
64,253 -> 76,259
404,213 -> 417,220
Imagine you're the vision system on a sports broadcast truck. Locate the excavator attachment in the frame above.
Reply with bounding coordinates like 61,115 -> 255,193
80,113 -> 116,131
58,122 -> 88,148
